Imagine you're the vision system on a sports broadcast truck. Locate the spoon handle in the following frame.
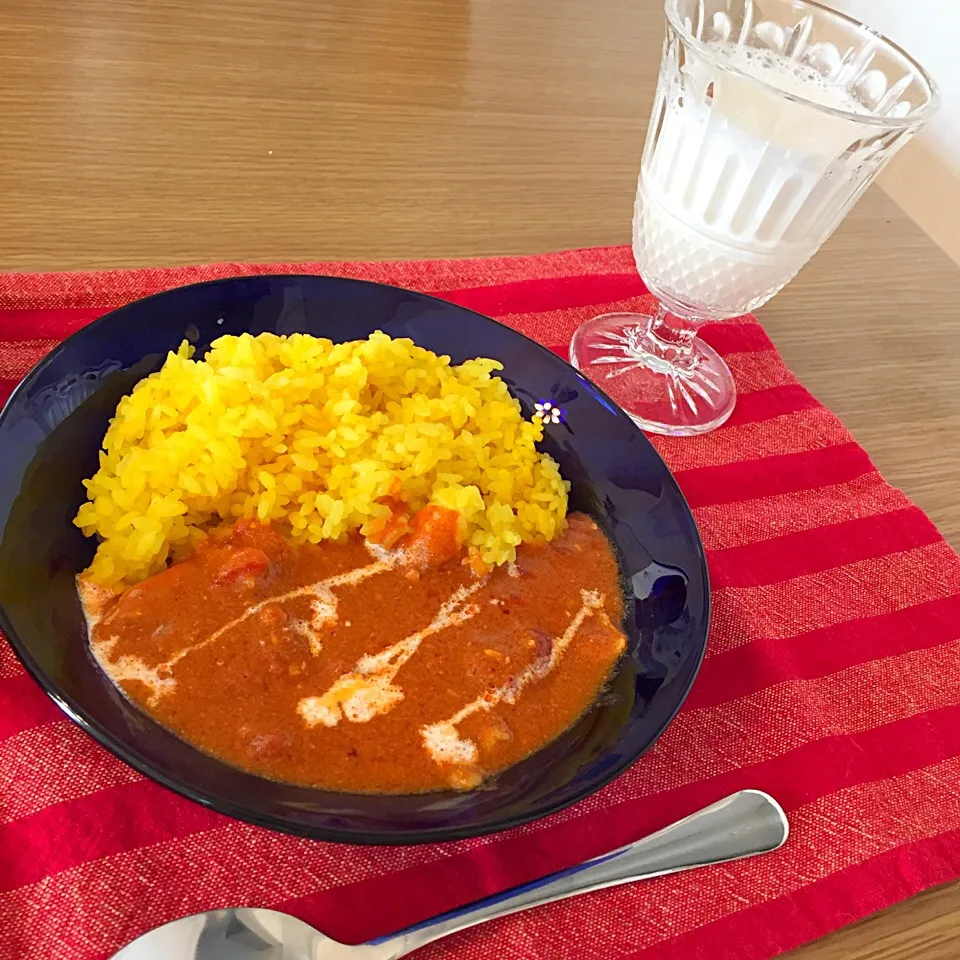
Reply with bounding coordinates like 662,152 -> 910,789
374,789 -> 788,959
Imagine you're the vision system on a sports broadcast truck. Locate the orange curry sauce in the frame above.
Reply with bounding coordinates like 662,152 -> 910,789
80,510 -> 626,793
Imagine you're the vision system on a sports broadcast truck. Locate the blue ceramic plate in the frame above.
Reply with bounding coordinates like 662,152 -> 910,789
0,275 -> 708,844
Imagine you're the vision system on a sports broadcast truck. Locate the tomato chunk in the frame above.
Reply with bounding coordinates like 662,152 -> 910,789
402,505 -> 464,568
215,547 -> 270,585
366,498 -> 412,549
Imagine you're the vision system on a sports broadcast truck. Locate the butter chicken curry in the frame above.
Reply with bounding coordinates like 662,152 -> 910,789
80,508 -> 626,793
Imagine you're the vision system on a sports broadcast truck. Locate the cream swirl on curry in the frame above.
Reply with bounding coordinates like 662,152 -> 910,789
80,509 -> 626,793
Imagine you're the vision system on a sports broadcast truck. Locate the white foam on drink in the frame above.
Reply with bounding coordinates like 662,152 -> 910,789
698,42 -> 873,158
706,42 -> 870,114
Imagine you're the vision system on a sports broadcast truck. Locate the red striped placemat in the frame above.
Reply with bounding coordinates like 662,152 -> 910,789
2,246 -> 960,960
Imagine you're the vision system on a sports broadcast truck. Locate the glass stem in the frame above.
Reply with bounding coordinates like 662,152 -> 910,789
643,303 -> 703,370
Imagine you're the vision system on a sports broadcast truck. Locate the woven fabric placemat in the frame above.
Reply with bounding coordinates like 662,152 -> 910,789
2,246 -> 959,960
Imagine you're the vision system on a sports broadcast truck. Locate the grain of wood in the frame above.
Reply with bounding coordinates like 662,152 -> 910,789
1,0 -> 958,956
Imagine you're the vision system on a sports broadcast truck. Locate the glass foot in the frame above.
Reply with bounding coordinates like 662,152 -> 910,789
569,312 -> 736,436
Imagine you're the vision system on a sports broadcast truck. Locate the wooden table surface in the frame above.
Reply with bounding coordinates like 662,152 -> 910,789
2,0 -> 959,956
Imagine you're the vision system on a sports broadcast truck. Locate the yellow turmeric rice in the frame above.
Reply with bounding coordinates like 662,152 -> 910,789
75,331 -> 569,589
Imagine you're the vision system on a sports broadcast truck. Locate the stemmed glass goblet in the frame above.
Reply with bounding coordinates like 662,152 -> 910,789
570,0 -> 939,436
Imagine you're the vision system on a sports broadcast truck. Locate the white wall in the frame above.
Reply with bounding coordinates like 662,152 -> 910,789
831,0 -> 958,170
830,0 -> 960,262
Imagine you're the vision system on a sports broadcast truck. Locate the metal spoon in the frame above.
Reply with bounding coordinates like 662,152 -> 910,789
112,789 -> 787,959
